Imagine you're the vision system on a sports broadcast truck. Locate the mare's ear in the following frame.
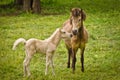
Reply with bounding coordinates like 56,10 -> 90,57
70,16 -> 72,25
71,8 -> 81,17
69,8 -> 75,25
81,9 -> 86,21
71,8 -> 75,16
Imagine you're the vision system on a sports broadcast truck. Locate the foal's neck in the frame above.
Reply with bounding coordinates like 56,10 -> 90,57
48,29 -> 61,46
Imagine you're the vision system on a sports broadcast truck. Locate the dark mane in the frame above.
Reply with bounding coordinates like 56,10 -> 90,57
78,26 -> 84,40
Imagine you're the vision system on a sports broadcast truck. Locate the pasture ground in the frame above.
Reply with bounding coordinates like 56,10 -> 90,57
0,0 -> 120,80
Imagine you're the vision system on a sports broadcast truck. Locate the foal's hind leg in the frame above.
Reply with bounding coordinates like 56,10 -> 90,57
23,57 -> 27,77
23,50 -> 33,77
67,48 -> 72,68
23,55 -> 32,77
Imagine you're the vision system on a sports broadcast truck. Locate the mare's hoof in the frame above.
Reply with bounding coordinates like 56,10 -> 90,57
67,65 -> 70,68
81,69 -> 84,72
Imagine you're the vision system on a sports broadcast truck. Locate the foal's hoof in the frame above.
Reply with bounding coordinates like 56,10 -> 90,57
53,73 -> 55,76
23,74 -> 31,77
28,74 -> 31,77
23,74 -> 26,77
45,73 -> 47,76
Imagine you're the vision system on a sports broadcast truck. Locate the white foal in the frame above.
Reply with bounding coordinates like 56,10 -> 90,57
12,28 -> 72,76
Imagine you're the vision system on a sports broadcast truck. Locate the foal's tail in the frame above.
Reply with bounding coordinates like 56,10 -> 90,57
12,38 -> 26,50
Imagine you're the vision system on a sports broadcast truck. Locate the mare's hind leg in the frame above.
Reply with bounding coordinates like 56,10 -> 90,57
80,47 -> 85,72
67,48 -> 72,68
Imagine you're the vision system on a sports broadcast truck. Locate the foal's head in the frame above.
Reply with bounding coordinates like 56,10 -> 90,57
70,8 -> 86,35
60,28 -> 72,39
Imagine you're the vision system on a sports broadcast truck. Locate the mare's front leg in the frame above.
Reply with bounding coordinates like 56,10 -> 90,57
67,48 -> 72,68
72,48 -> 77,73
80,47 -> 85,72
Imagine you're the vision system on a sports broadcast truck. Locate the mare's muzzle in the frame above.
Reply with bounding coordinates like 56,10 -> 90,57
70,34 -> 73,37
72,30 -> 77,35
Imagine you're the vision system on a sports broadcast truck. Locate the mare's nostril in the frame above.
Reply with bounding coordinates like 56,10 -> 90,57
72,30 -> 77,35
74,30 -> 77,32
70,34 -> 73,37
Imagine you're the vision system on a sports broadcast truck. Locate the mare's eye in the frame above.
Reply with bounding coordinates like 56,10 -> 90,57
79,19 -> 81,21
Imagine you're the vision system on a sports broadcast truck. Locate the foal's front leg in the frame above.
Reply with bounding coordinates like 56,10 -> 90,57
45,54 -> 50,75
45,53 -> 55,75
50,54 -> 55,75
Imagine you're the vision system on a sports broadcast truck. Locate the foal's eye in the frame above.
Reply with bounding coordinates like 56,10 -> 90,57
63,32 -> 66,34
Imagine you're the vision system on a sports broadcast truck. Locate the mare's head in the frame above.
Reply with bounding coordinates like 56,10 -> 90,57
70,8 -> 86,35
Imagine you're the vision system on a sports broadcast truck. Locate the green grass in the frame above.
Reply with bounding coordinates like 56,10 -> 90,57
0,0 -> 120,80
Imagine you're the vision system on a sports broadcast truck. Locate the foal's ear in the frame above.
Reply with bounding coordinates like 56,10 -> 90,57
60,28 -> 66,33
81,9 -> 86,21
59,28 -> 62,32
69,8 -> 73,25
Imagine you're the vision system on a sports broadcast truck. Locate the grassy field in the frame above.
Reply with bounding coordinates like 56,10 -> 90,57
0,0 -> 120,80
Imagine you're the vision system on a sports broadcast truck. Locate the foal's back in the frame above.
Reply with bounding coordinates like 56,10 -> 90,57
25,38 -> 48,54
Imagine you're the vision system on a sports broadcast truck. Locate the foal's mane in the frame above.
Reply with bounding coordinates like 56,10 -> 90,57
47,28 -> 60,40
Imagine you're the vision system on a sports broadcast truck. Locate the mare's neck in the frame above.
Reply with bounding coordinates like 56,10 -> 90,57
78,25 -> 84,40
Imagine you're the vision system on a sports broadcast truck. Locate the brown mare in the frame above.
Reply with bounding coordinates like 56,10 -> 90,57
62,8 -> 88,73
